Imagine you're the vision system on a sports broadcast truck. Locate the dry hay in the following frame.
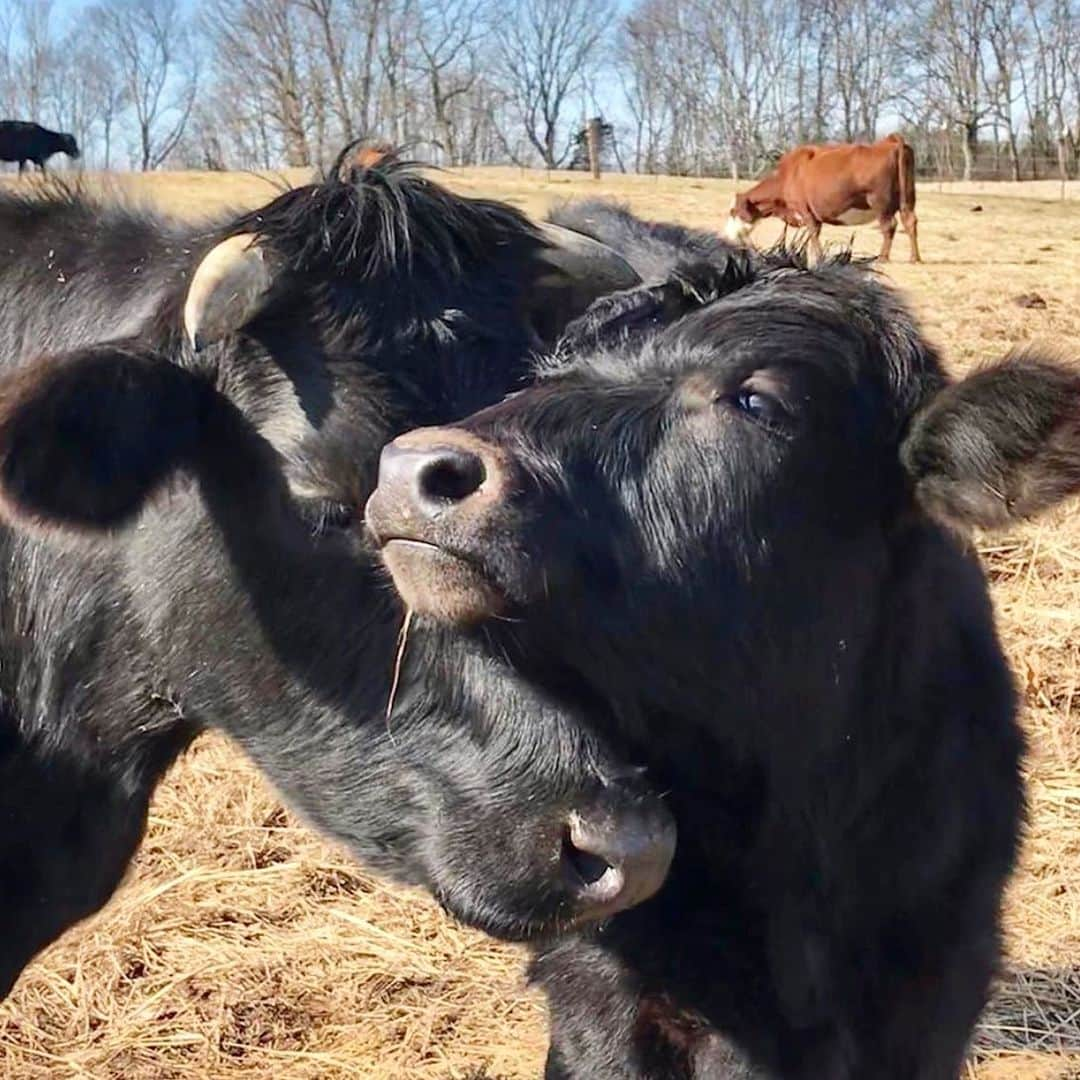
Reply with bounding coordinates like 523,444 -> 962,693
0,167 -> 1078,1079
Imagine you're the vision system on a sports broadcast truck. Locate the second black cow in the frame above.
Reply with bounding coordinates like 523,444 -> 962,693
368,203 -> 1080,1077
0,159 -> 680,1003
0,120 -> 79,172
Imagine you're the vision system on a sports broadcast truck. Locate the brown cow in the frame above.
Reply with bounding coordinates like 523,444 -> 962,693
336,141 -> 397,178
723,134 -> 921,262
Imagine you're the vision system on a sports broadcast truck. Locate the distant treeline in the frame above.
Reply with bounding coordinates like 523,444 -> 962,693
0,0 -> 1076,179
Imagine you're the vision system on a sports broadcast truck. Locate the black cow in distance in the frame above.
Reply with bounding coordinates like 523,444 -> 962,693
0,120 -> 79,172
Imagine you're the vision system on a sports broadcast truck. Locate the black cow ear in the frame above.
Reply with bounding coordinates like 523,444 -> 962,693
668,255 -> 756,309
0,346 -> 207,530
900,352 -> 1080,530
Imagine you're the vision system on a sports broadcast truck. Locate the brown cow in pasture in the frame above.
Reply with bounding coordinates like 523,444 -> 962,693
723,134 -> 922,262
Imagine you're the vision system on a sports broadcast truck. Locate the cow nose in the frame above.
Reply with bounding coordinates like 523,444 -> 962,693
371,427 -> 512,538
415,446 -> 486,505
561,799 -> 676,919
378,442 -> 486,516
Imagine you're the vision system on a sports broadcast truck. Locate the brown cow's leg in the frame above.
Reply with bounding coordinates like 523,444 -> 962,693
900,209 -> 922,262
878,215 -> 896,262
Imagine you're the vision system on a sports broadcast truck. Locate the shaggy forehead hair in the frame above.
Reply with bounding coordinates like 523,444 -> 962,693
0,145 -> 544,295
228,146 -> 544,282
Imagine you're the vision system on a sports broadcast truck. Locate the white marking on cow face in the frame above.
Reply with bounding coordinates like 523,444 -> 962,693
723,213 -> 753,244
834,208 -> 878,227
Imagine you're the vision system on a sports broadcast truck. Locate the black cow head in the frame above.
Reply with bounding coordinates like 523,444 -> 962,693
365,252 -> 1080,1075
182,157 -> 638,355
366,254 -> 1080,737
0,163 -> 668,946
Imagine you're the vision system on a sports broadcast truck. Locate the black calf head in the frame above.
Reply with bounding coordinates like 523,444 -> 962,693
365,252 -> 1067,1076
367,254 -> 1080,728
0,337 -> 676,940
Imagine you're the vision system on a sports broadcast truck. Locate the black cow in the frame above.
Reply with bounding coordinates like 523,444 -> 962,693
0,155 -> 680,1002
0,120 -> 79,173
367,204 -> 1080,1077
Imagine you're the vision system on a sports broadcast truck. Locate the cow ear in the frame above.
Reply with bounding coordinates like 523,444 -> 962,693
184,233 -> 277,351
0,347 -> 206,530
900,352 -> 1080,530
526,224 -> 641,345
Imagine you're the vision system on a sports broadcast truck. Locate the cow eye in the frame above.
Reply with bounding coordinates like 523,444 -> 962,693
296,497 -> 356,534
734,387 -> 787,426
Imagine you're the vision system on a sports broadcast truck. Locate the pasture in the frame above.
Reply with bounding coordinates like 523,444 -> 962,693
0,166 -> 1078,1079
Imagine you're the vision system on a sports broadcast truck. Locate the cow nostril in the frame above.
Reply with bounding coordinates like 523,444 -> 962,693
416,450 -> 486,505
561,831 -> 613,888
561,804 -> 675,916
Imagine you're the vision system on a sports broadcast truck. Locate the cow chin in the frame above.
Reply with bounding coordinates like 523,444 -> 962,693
437,886 -> 594,943
381,539 -> 507,624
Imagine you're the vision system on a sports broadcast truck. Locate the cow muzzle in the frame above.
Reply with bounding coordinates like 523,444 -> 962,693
365,427 -> 520,624
561,789 -> 676,921
722,213 -> 753,244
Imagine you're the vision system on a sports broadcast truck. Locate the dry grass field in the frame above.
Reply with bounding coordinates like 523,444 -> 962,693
0,166 -> 1078,1079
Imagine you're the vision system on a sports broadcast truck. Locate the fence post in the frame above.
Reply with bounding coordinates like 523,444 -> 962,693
587,117 -> 602,180
1059,130 -> 1069,202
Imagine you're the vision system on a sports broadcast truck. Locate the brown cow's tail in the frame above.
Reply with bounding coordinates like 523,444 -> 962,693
896,136 -> 916,212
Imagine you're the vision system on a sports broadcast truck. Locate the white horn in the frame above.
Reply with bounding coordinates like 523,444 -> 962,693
183,233 -> 275,352
521,222 -> 642,346
536,222 -> 641,293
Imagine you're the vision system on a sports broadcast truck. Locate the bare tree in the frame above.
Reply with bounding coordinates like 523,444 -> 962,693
617,8 -> 671,172
376,0 -> 413,146
88,0 -> 197,170
1024,0 -> 1079,177
983,0 -> 1023,179
296,0 -> 355,142
342,0 -> 384,138
0,0 -> 1065,178
813,0 -> 903,141
14,0 -> 53,118
494,0 -> 613,167
203,0 -> 312,166
907,0 -> 993,179
410,0 -> 488,164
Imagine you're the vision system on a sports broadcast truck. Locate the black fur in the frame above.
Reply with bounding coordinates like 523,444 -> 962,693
0,120 -> 78,173
390,242 -> 1080,1076
0,174 -> 661,997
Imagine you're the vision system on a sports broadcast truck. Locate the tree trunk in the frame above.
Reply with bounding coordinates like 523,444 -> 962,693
1005,124 -> 1021,181
316,6 -> 353,142
282,88 -> 311,166
961,121 -> 977,181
